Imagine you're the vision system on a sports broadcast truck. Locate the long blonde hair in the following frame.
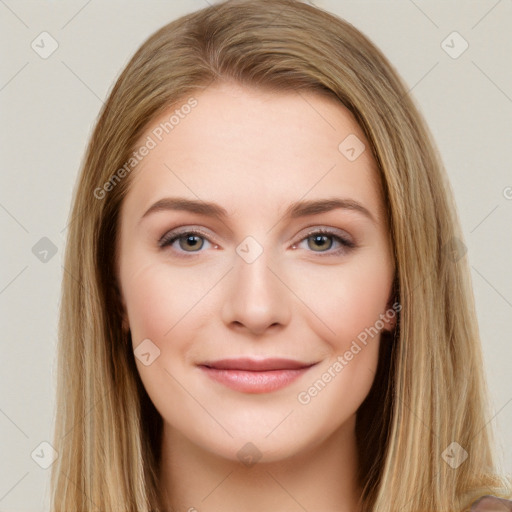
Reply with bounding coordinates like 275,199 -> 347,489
50,1 -> 511,510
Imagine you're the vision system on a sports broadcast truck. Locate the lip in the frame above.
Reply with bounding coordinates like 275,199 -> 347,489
198,358 -> 318,394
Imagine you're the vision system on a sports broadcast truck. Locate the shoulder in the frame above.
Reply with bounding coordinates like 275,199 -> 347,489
470,495 -> 512,511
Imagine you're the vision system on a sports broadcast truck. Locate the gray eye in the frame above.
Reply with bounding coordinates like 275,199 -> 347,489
177,234 -> 205,252
307,234 -> 334,252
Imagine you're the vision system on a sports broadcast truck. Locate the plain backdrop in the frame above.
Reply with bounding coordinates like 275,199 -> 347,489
0,1 -> 511,510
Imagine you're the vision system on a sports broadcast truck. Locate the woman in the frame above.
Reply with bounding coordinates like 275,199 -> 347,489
50,0 -> 512,510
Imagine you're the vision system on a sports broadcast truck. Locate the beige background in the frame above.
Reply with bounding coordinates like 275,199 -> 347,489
0,1 -> 511,510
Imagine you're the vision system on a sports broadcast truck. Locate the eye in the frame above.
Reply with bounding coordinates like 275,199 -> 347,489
158,227 -> 356,258
292,228 -> 356,256
159,228 -> 215,256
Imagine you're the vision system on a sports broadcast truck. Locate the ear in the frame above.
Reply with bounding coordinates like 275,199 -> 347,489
120,300 -> 130,333
383,277 -> 399,333
383,299 -> 398,332
115,281 -> 130,333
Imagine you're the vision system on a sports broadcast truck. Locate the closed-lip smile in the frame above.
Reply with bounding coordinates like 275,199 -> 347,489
197,357 -> 318,393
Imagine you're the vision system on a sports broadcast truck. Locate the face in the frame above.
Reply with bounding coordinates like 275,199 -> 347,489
116,81 -> 396,463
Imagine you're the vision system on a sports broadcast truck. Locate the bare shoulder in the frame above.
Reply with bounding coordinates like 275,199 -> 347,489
470,495 -> 512,511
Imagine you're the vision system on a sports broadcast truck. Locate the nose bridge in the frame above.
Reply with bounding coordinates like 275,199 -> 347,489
221,236 -> 290,334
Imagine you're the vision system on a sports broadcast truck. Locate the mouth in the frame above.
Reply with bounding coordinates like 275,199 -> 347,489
197,357 -> 318,394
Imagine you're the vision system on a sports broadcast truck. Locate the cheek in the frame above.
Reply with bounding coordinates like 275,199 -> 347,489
121,260 -> 213,346
293,254 -> 393,353
293,259 -> 391,421
120,261 -> 214,417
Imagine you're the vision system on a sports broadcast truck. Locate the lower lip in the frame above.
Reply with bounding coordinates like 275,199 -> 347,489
199,366 -> 313,393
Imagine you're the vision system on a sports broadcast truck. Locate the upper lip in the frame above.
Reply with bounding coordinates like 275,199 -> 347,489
199,358 -> 317,371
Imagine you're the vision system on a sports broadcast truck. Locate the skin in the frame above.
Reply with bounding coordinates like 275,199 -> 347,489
116,81 -> 396,512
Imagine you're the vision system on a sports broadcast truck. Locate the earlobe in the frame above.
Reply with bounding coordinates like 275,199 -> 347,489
120,296 -> 130,333
121,311 -> 130,333
384,310 -> 397,332
383,293 -> 399,333
383,276 -> 400,333
115,281 -> 130,333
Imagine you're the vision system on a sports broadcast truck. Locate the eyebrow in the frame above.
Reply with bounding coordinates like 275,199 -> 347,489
139,197 -> 376,224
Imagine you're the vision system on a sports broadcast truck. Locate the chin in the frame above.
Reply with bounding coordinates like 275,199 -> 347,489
175,415 -> 331,465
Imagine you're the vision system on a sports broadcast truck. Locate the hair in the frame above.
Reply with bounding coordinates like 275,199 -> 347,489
50,0 -> 511,510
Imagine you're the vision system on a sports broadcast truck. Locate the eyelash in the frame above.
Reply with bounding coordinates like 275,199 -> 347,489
158,227 -> 356,258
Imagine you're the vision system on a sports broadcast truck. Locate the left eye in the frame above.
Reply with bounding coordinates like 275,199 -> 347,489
293,230 -> 355,256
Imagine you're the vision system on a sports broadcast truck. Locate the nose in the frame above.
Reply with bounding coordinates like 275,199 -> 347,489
220,246 -> 291,336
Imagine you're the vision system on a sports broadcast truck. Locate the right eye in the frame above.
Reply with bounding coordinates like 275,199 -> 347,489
159,228 -> 217,257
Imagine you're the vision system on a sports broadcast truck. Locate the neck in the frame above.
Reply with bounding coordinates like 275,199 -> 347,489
159,415 -> 363,512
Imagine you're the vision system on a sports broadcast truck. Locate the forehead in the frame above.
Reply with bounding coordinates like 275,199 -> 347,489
122,81 -> 385,225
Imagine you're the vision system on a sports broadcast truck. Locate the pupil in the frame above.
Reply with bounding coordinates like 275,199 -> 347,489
182,235 -> 202,251
310,234 -> 331,251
